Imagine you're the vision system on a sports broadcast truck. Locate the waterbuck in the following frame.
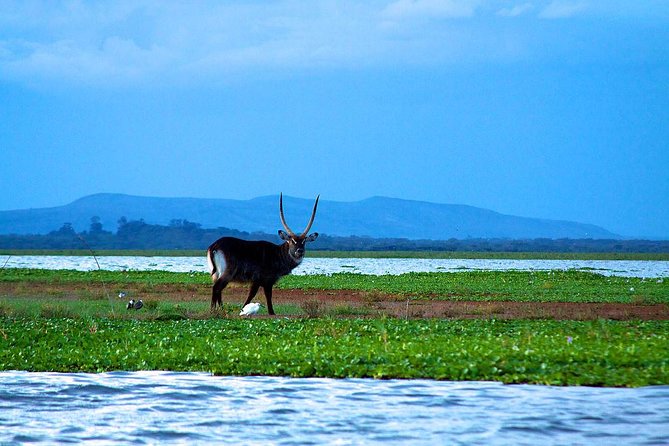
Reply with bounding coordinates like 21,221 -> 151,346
206,194 -> 320,315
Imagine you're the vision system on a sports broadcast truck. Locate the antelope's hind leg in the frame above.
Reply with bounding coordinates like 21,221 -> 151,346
262,285 -> 275,315
211,277 -> 229,309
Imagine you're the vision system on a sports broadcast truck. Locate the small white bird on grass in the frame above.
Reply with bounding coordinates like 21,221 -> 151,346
240,302 -> 261,316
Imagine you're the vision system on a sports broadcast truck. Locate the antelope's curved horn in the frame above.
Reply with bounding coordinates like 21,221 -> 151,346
279,193 -> 296,236
301,195 -> 320,236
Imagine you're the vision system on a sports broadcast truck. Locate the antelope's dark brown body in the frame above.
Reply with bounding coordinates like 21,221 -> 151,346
207,194 -> 319,315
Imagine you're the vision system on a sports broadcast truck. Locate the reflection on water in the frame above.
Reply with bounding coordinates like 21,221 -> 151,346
4,256 -> 669,277
1,372 -> 668,445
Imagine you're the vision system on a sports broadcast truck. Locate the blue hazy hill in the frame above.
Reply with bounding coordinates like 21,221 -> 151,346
0,193 -> 618,239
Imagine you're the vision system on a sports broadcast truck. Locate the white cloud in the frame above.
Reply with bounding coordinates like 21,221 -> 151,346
1,1 -> 492,86
539,1 -> 586,19
1,36 -> 172,86
497,3 -> 534,17
0,0 -> 664,87
382,0 -> 480,19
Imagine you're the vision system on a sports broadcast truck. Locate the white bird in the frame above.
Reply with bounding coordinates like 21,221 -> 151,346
240,302 -> 261,316
118,292 -> 127,299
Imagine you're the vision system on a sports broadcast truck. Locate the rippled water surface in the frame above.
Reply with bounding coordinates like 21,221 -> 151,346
4,256 -> 669,278
1,372 -> 668,445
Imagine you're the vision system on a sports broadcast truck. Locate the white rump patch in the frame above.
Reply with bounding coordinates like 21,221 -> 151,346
207,249 -> 227,281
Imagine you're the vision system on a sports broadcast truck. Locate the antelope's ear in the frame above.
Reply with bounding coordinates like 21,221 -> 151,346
278,230 -> 291,241
306,232 -> 319,242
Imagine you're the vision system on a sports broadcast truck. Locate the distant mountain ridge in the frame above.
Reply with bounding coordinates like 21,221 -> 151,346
0,193 -> 619,239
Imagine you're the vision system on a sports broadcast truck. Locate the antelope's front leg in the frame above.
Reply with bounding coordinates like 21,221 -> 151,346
242,282 -> 261,308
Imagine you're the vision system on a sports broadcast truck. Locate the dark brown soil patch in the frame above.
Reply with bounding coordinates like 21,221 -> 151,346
2,282 -> 667,320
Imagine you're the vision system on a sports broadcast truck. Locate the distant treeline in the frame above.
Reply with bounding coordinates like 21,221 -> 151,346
0,217 -> 667,253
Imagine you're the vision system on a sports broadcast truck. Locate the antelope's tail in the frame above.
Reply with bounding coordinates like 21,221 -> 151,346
206,248 -> 221,282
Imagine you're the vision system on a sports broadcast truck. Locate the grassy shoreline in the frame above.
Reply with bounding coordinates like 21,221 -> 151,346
1,249 -> 668,260
1,268 -> 668,385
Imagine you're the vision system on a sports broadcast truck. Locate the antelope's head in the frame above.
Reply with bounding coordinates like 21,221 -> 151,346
278,193 -> 320,262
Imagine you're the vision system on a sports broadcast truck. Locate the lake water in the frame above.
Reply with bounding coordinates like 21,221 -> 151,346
3,255 -> 669,278
1,371 -> 668,445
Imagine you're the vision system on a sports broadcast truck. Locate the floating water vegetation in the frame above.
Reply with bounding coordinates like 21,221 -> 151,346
0,317 -> 667,386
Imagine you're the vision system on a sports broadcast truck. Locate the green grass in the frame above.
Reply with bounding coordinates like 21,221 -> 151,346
0,295 -> 238,320
281,271 -> 669,304
0,268 -> 207,285
5,268 -> 666,304
1,249 -> 667,260
0,317 -> 667,386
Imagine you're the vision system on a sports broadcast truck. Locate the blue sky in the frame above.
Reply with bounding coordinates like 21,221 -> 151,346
1,1 -> 668,238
